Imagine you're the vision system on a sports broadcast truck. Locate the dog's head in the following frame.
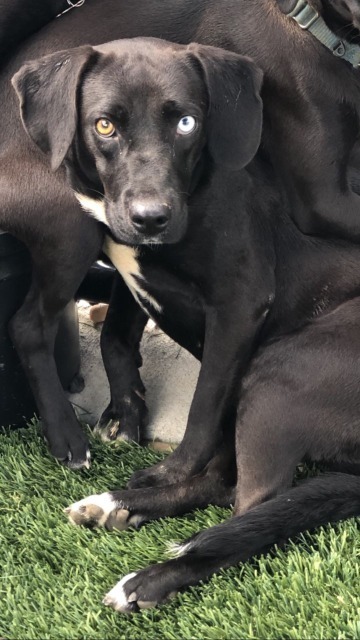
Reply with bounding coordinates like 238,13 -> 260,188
13,38 -> 263,245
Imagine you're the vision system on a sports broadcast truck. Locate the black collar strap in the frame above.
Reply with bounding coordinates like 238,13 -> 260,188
285,0 -> 360,68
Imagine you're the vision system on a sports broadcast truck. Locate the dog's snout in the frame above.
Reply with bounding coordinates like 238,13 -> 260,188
129,200 -> 171,236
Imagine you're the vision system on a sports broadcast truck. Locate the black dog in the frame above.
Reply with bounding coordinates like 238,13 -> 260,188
14,35 -> 360,612
48,35 -> 360,612
2,0 -> 360,470
4,0 -> 360,613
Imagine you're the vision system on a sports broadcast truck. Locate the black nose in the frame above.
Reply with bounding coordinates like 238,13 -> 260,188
129,200 -> 171,236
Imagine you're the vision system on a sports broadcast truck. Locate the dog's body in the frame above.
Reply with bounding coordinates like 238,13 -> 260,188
2,0 -> 360,468
11,31 -> 360,612
2,0 -> 360,610
60,36 -> 360,608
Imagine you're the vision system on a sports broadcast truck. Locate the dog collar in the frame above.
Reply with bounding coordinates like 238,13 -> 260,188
285,0 -> 360,68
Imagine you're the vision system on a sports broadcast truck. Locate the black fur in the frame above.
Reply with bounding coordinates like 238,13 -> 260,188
24,35 -> 360,612
2,0 -> 360,608
2,0 -> 360,465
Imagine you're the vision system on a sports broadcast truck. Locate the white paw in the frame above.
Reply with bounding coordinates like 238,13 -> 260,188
65,492 -> 120,527
103,572 -> 138,612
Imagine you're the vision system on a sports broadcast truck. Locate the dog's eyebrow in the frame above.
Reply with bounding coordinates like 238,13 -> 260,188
161,99 -> 201,115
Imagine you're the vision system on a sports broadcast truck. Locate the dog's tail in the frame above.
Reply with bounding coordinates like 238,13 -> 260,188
173,473 -> 360,566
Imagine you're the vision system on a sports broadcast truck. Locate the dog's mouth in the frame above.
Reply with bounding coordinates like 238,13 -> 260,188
75,191 -> 188,245
106,226 -> 178,247
107,221 -> 187,247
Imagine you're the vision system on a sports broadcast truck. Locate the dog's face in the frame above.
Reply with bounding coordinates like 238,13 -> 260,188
13,38 -> 263,245
76,41 -> 208,244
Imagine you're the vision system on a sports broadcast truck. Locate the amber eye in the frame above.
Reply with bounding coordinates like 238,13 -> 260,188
95,118 -> 116,137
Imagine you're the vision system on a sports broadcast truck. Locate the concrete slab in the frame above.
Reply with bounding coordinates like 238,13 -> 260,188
68,302 -> 200,444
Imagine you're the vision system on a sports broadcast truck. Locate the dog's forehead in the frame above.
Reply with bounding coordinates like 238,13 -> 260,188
82,38 -> 202,109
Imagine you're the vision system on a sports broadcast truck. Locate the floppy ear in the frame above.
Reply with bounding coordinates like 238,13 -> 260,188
188,44 -> 263,169
12,46 -> 96,171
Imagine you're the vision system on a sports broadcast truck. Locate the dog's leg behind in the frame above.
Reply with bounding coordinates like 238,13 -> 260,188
96,261 -> 207,444
2,162 -> 104,466
95,273 -> 148,443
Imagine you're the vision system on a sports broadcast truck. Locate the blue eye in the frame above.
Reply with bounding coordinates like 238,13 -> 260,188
177,116 -> 197,135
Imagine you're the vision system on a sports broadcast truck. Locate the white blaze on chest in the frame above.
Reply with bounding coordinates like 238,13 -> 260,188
75,193 -> 109,225
104,237 -> 162,314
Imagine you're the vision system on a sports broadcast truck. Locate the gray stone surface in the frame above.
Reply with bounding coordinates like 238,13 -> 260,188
68,303 -> 200,444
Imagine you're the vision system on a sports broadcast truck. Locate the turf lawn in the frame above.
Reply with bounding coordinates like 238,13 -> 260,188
0,421 -> 359,640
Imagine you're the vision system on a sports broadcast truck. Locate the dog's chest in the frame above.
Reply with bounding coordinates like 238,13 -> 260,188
104,238 -> 162,315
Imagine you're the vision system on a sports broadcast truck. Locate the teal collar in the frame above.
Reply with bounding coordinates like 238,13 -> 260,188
285,0 -> 360,68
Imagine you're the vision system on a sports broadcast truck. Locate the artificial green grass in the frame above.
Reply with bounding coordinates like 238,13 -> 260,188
0,422 -> 359,640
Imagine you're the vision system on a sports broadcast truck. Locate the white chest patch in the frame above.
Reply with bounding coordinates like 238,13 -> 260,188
75,193 -> 109,226
104,237 -> 162,314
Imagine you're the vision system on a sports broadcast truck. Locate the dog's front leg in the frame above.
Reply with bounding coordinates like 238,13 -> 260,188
128,298 -> 268,489
65,438 -> 236,529
95,273 -> 148,443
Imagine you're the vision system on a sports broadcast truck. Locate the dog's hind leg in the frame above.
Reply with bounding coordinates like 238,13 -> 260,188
95,273 -> 148,443
104,472 -> 360,613
101,303 -> 360,611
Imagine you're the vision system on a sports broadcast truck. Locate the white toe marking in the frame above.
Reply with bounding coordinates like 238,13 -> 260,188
83,450 -> 91,469
103,237 -> 162,314
103,572 -> 138,610
75,193 -> 108,225
68,492 -> 116,526
128,513 -> 146,528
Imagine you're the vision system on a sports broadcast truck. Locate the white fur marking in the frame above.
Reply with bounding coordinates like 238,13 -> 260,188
167,541 -> 193,558
104,237 -> 162,313
75,193 -> 109,225
67,492 -> 116,527
103,572 -> 138,610
128,514 -> 146,528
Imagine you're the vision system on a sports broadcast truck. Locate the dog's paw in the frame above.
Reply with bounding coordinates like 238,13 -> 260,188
94,392 -> 148,444
93,416 -> 135,443
65,492 -> 120,527
103,569 -> 177,613
59,448 -> 91,470
46,424 -> 91,470
127,460 -> 187,489
65,493 -> 146,530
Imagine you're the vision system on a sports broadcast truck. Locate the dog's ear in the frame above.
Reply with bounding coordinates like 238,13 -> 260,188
12,46 -> 96,171
187,44 -> 263,169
